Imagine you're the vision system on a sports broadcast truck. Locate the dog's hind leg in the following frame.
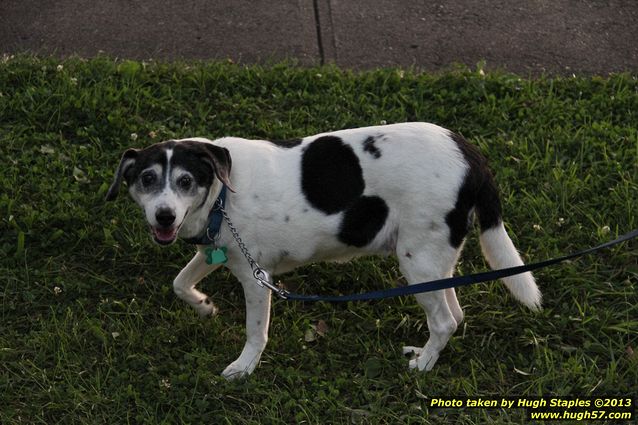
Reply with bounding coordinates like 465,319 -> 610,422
445,287 -> 464,326
173,250 -> 222,317
398,241 -> 460,371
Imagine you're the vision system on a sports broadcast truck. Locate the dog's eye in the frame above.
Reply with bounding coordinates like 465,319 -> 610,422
141,172 -> 156,187
178,175 -> 192,190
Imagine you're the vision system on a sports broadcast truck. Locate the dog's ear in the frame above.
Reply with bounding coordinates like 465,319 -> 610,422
201,144 -> 235,192
105,149 -> 138,201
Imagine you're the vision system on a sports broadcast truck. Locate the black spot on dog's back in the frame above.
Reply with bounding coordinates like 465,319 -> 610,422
445,132 -> 502,248
338,196 -> 389,247
301,136 -> 365,214
362,136 -> 382,159
267,138 -> 303,148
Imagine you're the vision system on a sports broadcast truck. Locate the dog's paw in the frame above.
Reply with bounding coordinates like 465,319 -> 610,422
404,345 -> 439,371
221,360 -> 255,381
196,297 -> 218,318
405,346 -> 439,372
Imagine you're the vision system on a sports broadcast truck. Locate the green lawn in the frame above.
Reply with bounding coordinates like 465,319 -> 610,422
1,56 -> 636,424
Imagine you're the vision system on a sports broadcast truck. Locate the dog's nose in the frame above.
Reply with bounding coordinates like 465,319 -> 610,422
155,208 -> 176,227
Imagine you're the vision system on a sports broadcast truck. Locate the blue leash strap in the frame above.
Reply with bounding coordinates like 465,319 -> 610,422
280,228 -> 638,302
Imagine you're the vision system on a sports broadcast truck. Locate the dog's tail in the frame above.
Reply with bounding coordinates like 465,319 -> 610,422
476,179 -> 542,311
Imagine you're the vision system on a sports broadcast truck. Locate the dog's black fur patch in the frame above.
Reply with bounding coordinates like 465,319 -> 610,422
362,136 -> 382,159
124,141 -> 175,185
301,136 -> 365,214
267,138 -> 303,148
172,142 -> 217,188
445,176 -> 476,248
338,196 -> 389,247
172,140 -> 233,191
445,132 -> 502,248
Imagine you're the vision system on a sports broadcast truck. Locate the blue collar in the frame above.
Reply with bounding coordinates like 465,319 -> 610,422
183,186 -> 227,245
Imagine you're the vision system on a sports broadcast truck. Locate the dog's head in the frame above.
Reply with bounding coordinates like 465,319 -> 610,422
105,139 -> 232,245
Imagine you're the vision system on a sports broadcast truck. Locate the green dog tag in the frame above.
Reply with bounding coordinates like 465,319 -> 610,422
205,247 -> 228,265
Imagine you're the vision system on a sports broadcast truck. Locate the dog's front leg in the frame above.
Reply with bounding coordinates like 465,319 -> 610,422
221,269 -> 271,380
173,249 -> 221,317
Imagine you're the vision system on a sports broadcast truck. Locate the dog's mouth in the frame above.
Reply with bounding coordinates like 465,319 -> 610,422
151,226 -> 179,245
149,209 -> 189,245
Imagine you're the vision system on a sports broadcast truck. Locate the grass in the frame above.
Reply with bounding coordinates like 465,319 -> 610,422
0,55 -> 637,424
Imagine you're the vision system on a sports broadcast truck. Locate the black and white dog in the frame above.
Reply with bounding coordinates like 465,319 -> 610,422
106,122 -> 541,379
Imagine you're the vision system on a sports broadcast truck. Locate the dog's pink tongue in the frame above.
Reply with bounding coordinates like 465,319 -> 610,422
154,227 -> 176,241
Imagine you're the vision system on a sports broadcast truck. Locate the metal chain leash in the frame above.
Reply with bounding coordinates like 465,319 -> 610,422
216,199 -> 289,298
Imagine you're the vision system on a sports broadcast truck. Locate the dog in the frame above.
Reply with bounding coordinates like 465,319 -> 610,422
106,122 -> 541,379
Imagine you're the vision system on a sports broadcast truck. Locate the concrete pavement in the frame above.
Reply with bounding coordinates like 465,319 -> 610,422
1,0 -> 637,75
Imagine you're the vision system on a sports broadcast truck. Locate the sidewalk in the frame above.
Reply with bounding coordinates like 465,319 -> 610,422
1,0 -> 636,75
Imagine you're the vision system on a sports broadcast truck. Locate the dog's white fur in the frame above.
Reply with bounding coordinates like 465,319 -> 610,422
109,122 -> 541,379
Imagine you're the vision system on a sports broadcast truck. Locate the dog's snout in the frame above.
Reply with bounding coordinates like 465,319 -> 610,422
155,208 -> 176,227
